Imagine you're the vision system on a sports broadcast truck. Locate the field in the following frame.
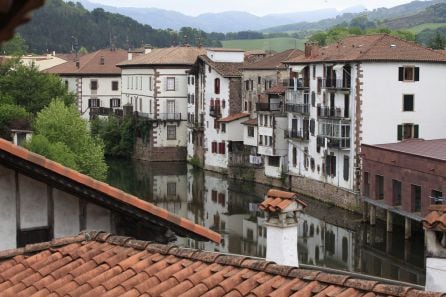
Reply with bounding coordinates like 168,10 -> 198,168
222,37 -> 306,52
406,23 -> 446,34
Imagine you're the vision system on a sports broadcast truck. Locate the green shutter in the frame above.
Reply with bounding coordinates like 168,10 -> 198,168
414,125 -> 419,138
397,125 -> 403,141
398,67 -> 404,81
414,67 -> 420,81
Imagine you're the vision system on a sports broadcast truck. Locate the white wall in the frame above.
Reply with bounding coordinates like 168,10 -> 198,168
207,50 -> 244,63
426,257 -> 446,293
361,62 -> 446,144
243,125 -> 258,147
19,174 -> 48,229
53,190 -> 80,238
0,165 -> 17,250
266,224 -> 299,267
86,203 -> 111,232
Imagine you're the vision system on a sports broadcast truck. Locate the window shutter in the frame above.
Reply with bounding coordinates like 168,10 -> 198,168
88,99 -> 91,108
414,125 -> 419,138
414,67 -> 420,81
398,67 -> 404,81
110,99 -> 113,108
397,125 -> 403,141
343,156 -> 349,181
331,156 -> 336,177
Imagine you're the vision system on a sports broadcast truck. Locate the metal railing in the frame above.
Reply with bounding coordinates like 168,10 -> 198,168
317,106 -> 349,119
159,113 -> 182,121
280,78 -> 309,90
285,129 -> 309,141
317,135 -> 351,149
209,106 -> 221,118
323,78 -> 351,90
285,103 -> 310,115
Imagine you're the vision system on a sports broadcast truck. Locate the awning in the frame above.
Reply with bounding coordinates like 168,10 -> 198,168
290,65 -> 307,73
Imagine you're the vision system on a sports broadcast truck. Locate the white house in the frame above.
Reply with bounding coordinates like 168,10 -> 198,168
46,49 -> 128,120
197,48 -> 248,173
117,46 -> 206,161
284,34 -> 446,200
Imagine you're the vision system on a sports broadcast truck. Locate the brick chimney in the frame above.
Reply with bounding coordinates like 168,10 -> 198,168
423,205 -> 446,293
259,189 -> 307,267
304,42 -> 319,58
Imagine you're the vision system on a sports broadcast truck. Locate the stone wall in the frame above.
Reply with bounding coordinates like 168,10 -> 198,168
229,78 -> 242,115
134,137 -> 187,162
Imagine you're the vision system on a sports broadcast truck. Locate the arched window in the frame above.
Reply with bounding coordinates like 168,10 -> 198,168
214,78 -> 220,94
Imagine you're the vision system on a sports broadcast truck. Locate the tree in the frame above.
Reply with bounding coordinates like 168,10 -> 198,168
26,100 -> 108,180
0,104 -> 30,139
0,59 -> 75,114
0,33 -> 28,55
428,31 -> 446,49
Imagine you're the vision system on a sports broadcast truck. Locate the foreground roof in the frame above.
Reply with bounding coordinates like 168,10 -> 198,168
286,34 -> 446,64
118,46 -> 206,67
46,49 -> 128,76
0,231 -> 439,297
423,205 -> 446,232
370,139 -> 446,161
218,112 -> 249,123
243,49 -> 303,70
0,138 -> 221,243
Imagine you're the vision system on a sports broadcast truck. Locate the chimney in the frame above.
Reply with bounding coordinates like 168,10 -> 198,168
304,42 -> 319,58
259,189 -> 306,267
423,205 -> 446,293
144,44 -> 152,54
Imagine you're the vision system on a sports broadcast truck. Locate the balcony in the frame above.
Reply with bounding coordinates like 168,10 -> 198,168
281,78 -> 309,90
317,105 -> 350,120
323,79 -> 351,91
285,103 -> 310,116
209,106 -> 221,118
317,135 -> 351,149
159,113 -> 182,121
285,129 -> 309,141
256,102 -> 283,112
318,122 -> 351,149
134,112 -> 156,120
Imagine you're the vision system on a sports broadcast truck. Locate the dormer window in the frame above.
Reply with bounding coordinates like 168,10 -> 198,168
100,56 -> 105,65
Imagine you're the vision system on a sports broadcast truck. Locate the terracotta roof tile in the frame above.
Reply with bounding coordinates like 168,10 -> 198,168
0,231 -> 441,297
218,112 -> 249,123
241,118 -> 258,126
422,205 -> 446,231
199,55 -> 246,77
259,189 -> 307,213
265,84 -> 287,94
46,49 -> 128,75
243,49 -> 303,70
0,138 -> 221,244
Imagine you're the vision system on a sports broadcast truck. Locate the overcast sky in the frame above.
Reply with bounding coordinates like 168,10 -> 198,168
87,0 -> 415,16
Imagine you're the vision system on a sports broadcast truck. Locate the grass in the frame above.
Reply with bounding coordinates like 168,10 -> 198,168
222,37 -> 306,52
406,23 -> 446,34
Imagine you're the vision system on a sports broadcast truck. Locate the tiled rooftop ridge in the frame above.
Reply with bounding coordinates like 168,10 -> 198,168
259,189 -> 308,213
0,231 -> 441,297
423,205 -> 446,232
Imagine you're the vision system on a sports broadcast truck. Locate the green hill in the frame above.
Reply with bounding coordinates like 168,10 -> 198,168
222,37 -> 306,52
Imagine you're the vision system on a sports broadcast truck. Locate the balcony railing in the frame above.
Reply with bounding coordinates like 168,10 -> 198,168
317,105 -> 349,119
323,78 -> 351,90
285,103 -> 310,115
285,129 -> 309,141
209,106 -> 221,118
159,113 -> 182,121
135,112 -> 156,120
281,78 -> 309,90
317,135 -> 351,149
256,102 -> 283,112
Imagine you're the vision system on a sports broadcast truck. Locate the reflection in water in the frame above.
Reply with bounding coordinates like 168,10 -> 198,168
106,159 -> 426,285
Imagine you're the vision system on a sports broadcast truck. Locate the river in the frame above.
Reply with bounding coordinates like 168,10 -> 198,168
106,158 -> 426,285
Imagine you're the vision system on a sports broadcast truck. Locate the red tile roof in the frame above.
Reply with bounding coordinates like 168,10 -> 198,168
199,55 -> 246,77
0,231 -> 439,297
243,49 -> 303,70
372,139 -> 446,161
265,84 -> 287,94
423,205 -> 446,232
241,118 -> 258,126
286,34 -> 446,64
218,112 -> 249,123
118,46 -> 206,67
0,138 -> 221,243
259,189 -> 307,213
46,49 -> 128,76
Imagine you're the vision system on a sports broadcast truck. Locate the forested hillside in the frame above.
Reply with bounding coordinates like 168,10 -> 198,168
17,0 -> 221,53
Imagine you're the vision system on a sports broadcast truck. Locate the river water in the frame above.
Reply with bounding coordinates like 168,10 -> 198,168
106,159 -> 426,285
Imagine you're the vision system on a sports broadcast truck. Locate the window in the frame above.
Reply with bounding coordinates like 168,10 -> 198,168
310,119 -> 315,136
247,126 -> 254,137
90,80 -> 98,90
167,182 -> 176,196
375,175 -> 384,200
88,98 -> 100,108
258,76 -> 261,84
214,78 -> 220,94
64,80 -> 69,89
399,66 -> 419,82
325,154 -> 336,177
167,125 -> 176,140
412,184 -> 421,212
403,94 -> 414,111
313,65 -> 316,79
218,142 -> 226,154
17,227 -> 51,248
245,80 -> 250,91
166,77 -> 175,91
310,158 -> 315,171
111,81 -> 119,91
191,94 -> 195,104
311,92 -> 316,107
343,156 -> 349,181
268,156 -> 280,167
431,190 -> 443,204
397,123 -> 419,141
211,141 -> 217,153
149,76 -> 152,91
393,180 -> 402,205
110,98 -> 120,108
292,147 -> 297,167
317,77 -> 322,94
221,123 -> 226,133
191,77 -> 195,85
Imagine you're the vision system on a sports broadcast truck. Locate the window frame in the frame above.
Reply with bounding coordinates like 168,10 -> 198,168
167,125 -> 176,140
111,81 -> 119,91
90,80 -> 98,90
402,94 -> 414,112
166,77 -> 176,91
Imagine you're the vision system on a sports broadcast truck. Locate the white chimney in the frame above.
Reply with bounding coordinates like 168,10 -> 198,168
423,205 -> 446,293
128,52 -> 133,61
259,189 -> 306,267
144,44 -> 152,55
